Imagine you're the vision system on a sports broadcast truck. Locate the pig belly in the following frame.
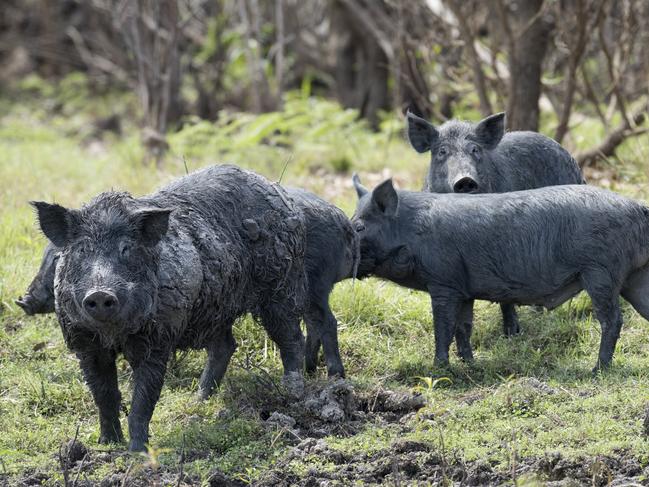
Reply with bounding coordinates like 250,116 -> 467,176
474,278 -> 583,309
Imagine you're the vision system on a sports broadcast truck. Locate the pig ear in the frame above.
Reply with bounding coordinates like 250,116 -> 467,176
135,208 -> 172,246
406,111 -> 439,153
352,173 -> 369,198
371,179 -> 399,216
30,201 -> 78,247
474,112 -> 505,149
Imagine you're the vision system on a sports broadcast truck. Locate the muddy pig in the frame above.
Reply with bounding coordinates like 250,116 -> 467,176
352,176 -> 649,371
29,164 -> 307,451
19,188 -> 358,379
407,111 -> 585,338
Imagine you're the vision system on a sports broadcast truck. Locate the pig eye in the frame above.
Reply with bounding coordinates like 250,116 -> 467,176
354,221 -> 365,232
119,242 -> 130,257
437,146 -> 448,157
470,145 -> 481,155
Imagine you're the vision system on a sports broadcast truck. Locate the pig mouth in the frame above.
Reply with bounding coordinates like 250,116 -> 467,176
355,255 -> 377,278
80,296 -> 155,335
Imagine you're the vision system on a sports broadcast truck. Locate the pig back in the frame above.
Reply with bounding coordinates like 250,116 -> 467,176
408,186 -> 649,298
493,132 -> 585,191
154,165 -> 308,328
288,188 -> 358,285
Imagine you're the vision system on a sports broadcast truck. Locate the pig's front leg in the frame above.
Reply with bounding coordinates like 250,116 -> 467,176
430,293 -> 462,365
126,348 -> 170,452
77,347 -> 124,444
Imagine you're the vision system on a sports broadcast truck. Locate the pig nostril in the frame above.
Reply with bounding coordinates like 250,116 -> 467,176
87,300 -> 97,309
104,299 -> 114,308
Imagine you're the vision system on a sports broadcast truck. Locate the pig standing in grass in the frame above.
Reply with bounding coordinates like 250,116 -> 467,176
19,187 -> 357,379
287,189 -> 358,378
406,112 -> 585,338
16,243 -> 59,315
352,176 -> 649,371
29,165 -> 307,451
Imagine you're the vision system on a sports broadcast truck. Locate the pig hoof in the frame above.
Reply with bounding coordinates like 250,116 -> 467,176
327,368 -> 346,379
433,359 -> 450,369
99,433 -> 124,445
503,323 -> 521,337
128,439 -> 147,452
304,360 -> 318,376
281,371 -> 304,398
458,352 -> 474,362
591,362 -> 611,376
197,387 -> 214,401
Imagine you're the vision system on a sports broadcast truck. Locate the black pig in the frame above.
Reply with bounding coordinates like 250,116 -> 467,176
283,189 -> 357,378
407,111 -> 585,338
30,165 -> 307,451
15,243 -> 59,315
19,188 -> 358,379
352,177 -> 649,371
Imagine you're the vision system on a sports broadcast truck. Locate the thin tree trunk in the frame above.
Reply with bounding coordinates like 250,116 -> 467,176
497,0 -> 553,131
446,0 -> 493,117
238,0 -> 273,113
275,0 -> 285,104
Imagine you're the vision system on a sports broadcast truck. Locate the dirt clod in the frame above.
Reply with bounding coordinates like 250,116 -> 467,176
281,371 -> 305,398
359,388 -> 427,413
266,411 -> 297,429
303,379 -> 356,423
60,438 -> 88,467
207,470 -> 246,486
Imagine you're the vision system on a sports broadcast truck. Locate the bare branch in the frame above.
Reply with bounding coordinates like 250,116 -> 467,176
576,103 -> 648,167
445,0 -> 493,116
554,0 -> 608,143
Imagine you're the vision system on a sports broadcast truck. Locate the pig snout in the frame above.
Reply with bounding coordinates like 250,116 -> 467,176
15,285 -> 55,315
453,176 -> 479,194
82,289 -> 121,322
15,295 -> 37,315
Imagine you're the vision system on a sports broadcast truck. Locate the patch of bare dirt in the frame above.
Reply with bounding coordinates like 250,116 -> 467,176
5,379 -> 649,486
257,444 -> 648,487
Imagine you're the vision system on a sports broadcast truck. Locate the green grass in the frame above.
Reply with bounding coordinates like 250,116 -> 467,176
2,78 -> 649,484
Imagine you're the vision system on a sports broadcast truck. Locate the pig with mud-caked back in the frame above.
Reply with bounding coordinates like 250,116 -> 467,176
238,188 -> 357,378
352,176 -> 649,371
19,187 -> 358,380
27,165 -> 308,451
406,111 -> 585,339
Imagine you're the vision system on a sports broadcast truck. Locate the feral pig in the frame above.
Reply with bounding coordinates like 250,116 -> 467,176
286,189 -> 358,378
30,165 -> 308,451
19,188 -> 358,379
407,111 -> 585,338
15,242 -> 58,315
352,176 -> 649,372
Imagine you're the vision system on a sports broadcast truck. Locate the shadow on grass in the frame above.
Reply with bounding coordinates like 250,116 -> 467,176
389,302 -> 649,392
